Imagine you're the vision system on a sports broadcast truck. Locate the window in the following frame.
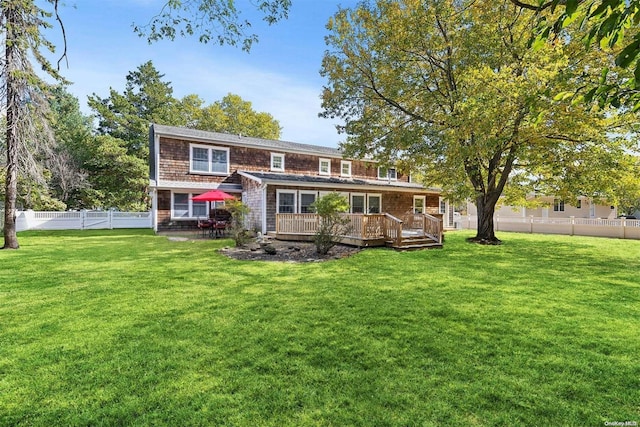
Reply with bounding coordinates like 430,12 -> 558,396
190,144 -> 229,175
440,199 -> 447,214
172,192 -> 209,218
414,196 -> 425,214
350,194 -> 365,213
554,199 -> 565,212
319,159 -> 331,175
277,190 -> 296,213
341,161 -> 352,177
300,192 -> 317,213
193,200 -> 207,217
367,194 -> 381,213
378,166 -> 397,180
173,193 -> 190,218
271,153 -> 285,172
576,199 -> 582,209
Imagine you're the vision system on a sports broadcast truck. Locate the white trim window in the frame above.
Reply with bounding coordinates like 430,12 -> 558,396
554,199 -> 565,212
271,153 -> 285,172
319,158 -> 331,176
341,160 -> 352,177
367,194 -> 382,214
276,190 -> 296,213
190,144 -> 229,175
172,192 -> 208,219
378,166 -> 397,180
351,193 -> 366,214
439,198 -> 447,214
299,191 -> 317,213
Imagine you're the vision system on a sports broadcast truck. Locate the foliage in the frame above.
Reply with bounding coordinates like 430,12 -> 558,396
195,93 -> 282,139
224,199 -> 253,247
134,0 -> 291,51
514,0 -> 640,110
0,229 -> 638,425
79,136 -> 149,211
320,0 -> 636,243
310,192 -> 351,255
1,0 -> 67,249
88,61 -> 179,160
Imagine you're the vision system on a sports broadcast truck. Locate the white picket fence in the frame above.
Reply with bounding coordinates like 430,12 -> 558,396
0,210 -> 152,232
459,215 -> 640,240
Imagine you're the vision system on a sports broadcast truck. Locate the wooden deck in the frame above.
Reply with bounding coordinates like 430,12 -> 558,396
275,213 -> 443,250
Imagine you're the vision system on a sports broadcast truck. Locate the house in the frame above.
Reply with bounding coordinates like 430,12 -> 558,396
466,196 -> 618,219
149,124 -> 450,247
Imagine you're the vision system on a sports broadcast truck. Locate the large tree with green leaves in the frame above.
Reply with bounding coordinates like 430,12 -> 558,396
321,0 -> 636,244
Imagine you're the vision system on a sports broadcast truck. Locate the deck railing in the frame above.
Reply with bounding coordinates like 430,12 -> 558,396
401,213 -> 443,244
276,212 -> 443,245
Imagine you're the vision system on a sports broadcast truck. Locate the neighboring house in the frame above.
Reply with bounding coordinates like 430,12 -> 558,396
466,196 -> 618,219
148,125 -> 453,238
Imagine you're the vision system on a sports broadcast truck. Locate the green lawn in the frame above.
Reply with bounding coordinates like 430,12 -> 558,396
0,229 -> 638,426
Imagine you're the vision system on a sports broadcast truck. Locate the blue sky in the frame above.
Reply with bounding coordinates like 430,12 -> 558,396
43,0 -> 359,147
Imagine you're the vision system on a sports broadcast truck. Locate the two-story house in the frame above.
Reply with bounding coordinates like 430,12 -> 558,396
149,124 -> 449,246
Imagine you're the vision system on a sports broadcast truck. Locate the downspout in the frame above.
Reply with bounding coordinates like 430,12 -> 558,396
151,188 -> 158,232
152,127 -> 161,232
261,183 -> 268,234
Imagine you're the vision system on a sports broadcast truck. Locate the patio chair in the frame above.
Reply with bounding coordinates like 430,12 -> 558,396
210,209 -> 232,238
197,218 -> 213,237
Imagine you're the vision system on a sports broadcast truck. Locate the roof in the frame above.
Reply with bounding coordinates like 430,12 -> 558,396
238,171 -> 440,193
151,124 -> 343,158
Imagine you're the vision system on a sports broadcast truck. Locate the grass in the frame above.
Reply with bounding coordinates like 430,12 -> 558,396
0,229 -> 638,426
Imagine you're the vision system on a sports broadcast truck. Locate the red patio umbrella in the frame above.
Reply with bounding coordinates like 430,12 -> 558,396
191,189 -> 236,202
191,189 -> 236,220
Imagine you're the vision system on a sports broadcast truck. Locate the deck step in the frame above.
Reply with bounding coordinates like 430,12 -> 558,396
386,237 -> 443,250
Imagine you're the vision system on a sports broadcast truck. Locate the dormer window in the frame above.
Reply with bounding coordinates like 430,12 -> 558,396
319,158 -> 331,175
378,166 -> 397,180
271,153 -> 285,172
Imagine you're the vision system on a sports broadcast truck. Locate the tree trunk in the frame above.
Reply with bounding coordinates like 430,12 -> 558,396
3,6 -> 20,249
470,193 -> 501,244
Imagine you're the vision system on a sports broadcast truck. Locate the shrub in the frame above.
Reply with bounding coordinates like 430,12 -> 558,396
310,192 -> 351,255
225,200 -> 252,247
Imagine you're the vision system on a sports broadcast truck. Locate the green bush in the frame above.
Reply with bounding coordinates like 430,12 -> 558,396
310,192 -> 351,255
225,199 -> 252,247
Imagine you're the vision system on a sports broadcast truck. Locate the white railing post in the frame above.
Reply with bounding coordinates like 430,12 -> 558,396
529,215 -> 533,234
570,216 -> 575,236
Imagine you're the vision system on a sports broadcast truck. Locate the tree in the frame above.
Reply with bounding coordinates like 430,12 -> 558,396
2,0 -> 66,249
88,61 -> 179,160
134,0 -> 291,51
195,93 -> 281,139
320,0 -> 635,244
47,86 -> 92,208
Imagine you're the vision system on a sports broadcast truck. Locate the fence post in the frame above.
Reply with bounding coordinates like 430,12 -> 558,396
109,211 -> 114,230
81,210 -> 86,230
621,218 -> 626,239
570,216 -> 575,236
529,215 -> 533,234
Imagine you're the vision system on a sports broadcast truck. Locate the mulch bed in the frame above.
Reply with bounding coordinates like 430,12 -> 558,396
218,239 -> 362,262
